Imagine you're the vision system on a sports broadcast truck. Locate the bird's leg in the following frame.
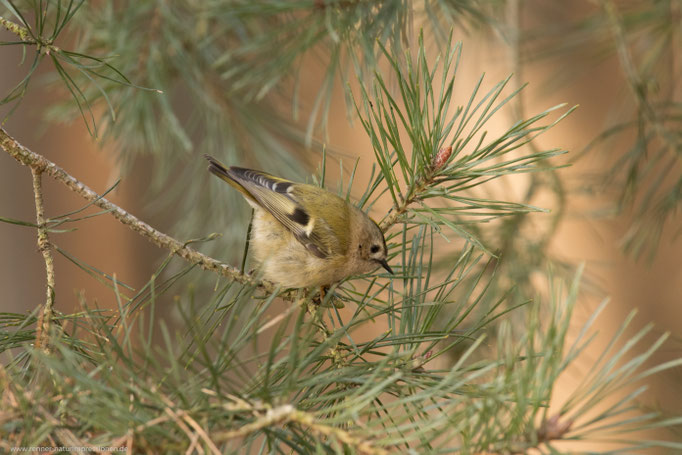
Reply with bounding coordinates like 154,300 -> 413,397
313,285 -> 345,308
311,285 -> 330,306
240,208 -> 254,274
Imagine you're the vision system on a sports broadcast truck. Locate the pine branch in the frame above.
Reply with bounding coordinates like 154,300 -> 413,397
212,403 -> 388,455
1,2 -> 158,134
379,146 -> 453,231
30,168 -> 55,352
2,4 -> 681,452
0,126 -> 269,292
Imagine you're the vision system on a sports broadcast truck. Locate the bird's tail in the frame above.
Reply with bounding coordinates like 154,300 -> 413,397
204,154 -> 257,203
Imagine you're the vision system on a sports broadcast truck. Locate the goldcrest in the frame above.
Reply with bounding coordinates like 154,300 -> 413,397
204,155 -> 393,289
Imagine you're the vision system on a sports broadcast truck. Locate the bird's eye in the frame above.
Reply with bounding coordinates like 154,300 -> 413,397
370,245 -> 380,254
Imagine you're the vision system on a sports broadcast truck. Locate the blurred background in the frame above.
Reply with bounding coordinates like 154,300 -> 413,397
1,0 -> 681,449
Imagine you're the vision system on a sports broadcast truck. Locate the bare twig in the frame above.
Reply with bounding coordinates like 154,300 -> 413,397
31,168 -> 55,351
108,415 -> 172,451
213,404 -> 388,455
158,393 -> 220,455
0,127 -> 271,292
163,407 -> 205,455
182,413 -> 222,455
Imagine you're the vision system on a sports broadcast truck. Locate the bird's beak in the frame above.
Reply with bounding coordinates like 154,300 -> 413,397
378,259 -> 393,275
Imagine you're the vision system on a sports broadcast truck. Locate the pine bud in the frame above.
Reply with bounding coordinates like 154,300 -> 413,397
432,146 -> 452,171
537,414 -> 573,441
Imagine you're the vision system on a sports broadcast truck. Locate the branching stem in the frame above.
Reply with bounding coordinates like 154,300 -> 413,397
0,127 -> 271,293
31,168 -> 55,351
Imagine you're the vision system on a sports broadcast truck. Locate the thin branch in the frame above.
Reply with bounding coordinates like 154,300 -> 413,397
0,127 -> 270,292
379,174 -> 430,231
163,407 -> 205,455
379,147 -> 452,231
213,404 -> 388,455
31,168 -> 55,351
182,413 -> 222,455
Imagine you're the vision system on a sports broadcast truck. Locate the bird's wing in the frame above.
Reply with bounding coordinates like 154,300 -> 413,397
225,166 -> 334,259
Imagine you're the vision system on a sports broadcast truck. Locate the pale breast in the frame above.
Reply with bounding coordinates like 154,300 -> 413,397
250,209 -> 347,288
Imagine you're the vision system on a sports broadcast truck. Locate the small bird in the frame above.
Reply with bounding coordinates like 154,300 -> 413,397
205,155 -> 393,289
